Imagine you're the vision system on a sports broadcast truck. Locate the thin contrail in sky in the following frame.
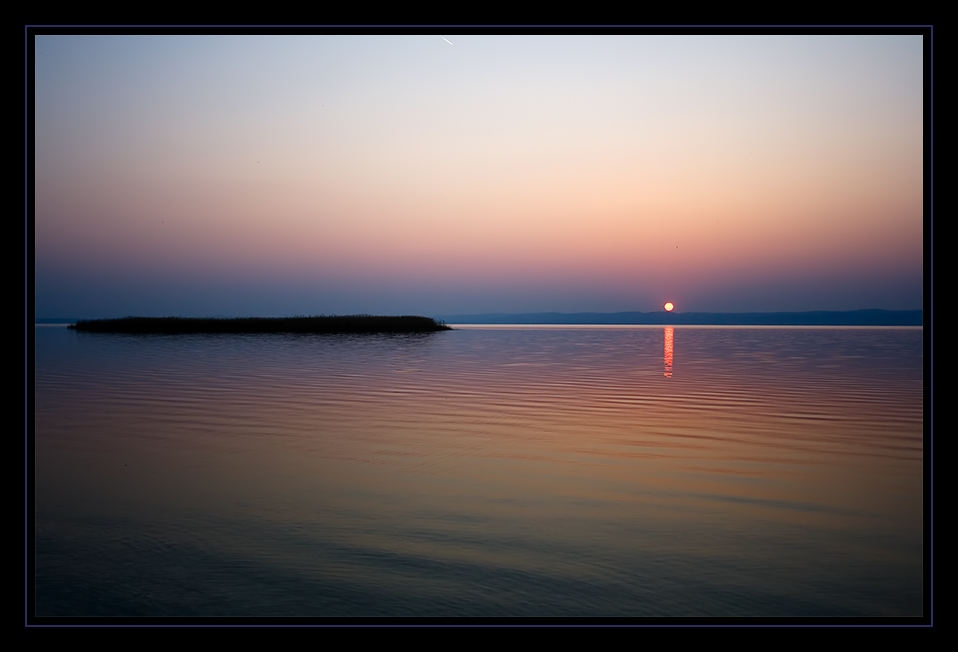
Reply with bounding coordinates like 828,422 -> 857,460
442,37 -> 453,46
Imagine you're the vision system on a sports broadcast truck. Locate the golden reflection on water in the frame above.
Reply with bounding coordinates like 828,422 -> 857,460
664,326 -> 673,378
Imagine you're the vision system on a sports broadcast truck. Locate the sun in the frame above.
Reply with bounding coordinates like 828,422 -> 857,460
664,302 -> 674,312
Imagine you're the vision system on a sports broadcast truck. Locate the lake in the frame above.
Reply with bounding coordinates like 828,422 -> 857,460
32,324 -> 925,618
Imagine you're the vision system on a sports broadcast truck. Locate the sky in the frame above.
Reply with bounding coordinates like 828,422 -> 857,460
32,34 -> 925,318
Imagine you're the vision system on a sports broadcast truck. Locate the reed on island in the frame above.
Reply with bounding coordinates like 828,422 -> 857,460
68,315 -> 452,334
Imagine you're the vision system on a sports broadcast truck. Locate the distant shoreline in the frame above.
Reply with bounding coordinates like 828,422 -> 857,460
66,315 -> 451,334
36,309 -> 924,328
435,309 -> 923,326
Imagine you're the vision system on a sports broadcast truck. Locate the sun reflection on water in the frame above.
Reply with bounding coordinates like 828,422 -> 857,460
664,326 -> 673,378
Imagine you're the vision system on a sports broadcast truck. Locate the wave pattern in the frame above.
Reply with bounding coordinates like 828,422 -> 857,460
34,326 -> 924,617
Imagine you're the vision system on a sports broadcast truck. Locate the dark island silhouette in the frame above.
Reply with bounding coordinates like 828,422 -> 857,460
68,315 -> 452,334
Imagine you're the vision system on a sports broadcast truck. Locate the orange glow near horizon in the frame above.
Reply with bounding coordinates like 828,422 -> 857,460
664,302 -> 674,312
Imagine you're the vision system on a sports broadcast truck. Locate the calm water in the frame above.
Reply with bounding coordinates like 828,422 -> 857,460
33,325 -> 924,617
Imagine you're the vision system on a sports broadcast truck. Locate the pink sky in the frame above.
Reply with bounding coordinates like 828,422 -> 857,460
33,34 -> 925,318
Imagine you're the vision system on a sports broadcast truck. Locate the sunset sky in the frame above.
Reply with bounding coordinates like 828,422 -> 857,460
33,34 -> 925,318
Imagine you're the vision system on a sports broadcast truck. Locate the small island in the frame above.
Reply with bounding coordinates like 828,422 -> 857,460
68,315 -> 452,334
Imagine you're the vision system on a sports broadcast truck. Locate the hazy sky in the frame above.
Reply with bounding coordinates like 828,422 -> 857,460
33,34 -> 925,318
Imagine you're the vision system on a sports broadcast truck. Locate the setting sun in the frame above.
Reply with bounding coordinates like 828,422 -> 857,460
664,302 -> 674,312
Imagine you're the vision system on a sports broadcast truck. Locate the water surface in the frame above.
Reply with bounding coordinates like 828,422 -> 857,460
33,325 -> 924,617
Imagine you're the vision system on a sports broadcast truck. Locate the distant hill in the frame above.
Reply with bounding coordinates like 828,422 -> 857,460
435,309 -> 923,326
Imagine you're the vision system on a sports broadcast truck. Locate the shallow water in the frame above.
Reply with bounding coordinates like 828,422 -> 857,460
33,324 -> 924,617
